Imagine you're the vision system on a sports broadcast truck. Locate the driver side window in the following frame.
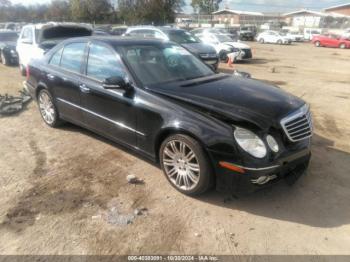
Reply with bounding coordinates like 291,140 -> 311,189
87,43 -> 126,81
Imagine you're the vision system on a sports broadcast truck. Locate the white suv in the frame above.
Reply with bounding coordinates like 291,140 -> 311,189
17,22 -> 92,75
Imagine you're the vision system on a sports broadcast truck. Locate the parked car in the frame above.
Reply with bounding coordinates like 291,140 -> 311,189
191,28 -> 236,40
24,37 -> 312,195
312,34 -> 350,49
93,29 -> 110,36
0,31 -> 19,65
304,28 -> 322,41
110,26 -> 128,36
283,31 -> 304,42
17,22 -> 92,75
124,26 -> 219,70
257,31 -> 292,44
239,25 -> 257,41
197,33 -> 252,62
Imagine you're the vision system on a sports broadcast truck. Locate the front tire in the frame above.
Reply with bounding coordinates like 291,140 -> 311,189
315,41 -> 321,47
160,134 -> 213,196
0,52 -> 9,65
19,63 -> 26,76
37,89 -> 62,127
259,38 -> 264,44
277,39 -> 282,45
339,43 -> 346,49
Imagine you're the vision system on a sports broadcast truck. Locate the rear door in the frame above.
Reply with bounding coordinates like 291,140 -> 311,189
79,41 -> 137,147
47,41 -> 87,124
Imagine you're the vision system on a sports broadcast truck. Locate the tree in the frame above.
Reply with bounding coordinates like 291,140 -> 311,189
48,0 -> 70,21
191,0 -> 222,15
69,0 -> 112,23
118,0 -> 184,25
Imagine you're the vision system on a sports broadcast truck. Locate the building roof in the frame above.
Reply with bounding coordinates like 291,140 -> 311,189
212,9 -> 264,16
283,9 -> 327,17
324,3 -> 350,11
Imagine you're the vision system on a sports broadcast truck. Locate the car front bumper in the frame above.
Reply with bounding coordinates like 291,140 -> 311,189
211,147 -> 311,195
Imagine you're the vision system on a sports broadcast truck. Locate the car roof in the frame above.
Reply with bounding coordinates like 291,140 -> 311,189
62,36 -> 170,46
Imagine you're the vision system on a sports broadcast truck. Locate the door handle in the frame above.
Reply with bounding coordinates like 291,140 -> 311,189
79,84 -> 90,93
47,73 -> 55,80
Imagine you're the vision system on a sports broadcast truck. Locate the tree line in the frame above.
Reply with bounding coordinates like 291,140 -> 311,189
0,0 -> 222,25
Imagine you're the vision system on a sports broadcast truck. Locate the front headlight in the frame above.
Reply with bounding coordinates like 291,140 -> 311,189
234,127 -> 267,158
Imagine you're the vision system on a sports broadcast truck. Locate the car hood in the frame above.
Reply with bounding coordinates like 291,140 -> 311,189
223,41 -> 251,49
0,41 -> 16,49
149,74 -> 305,130
181,42 -> 216,54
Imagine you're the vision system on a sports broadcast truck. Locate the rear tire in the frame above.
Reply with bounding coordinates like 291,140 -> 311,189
37,89 -> 63,128
160,134 -> 214,196
219,50 -> 228,63
259,38 -> 264,44
277,39 -> 282,45
339,43 -> 346,49
19,64 -> 26,76
0,52 -> 9,65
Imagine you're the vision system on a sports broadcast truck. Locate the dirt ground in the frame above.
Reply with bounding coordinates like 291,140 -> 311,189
0,42 -> 350,255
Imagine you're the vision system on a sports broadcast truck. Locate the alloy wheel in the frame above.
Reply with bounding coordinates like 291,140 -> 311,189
162,139 -> 200,191
38,91 -> 56,125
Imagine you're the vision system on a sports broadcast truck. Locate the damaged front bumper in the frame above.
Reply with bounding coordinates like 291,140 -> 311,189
212,147 -> 311,195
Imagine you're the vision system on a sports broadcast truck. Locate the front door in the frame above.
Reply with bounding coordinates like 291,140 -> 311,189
80,42 -> 137,147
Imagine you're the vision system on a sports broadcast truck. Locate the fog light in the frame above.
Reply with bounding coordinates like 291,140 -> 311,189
266,135 -> 279,153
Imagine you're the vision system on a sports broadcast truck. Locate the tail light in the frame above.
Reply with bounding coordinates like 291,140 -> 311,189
26,65 -> 30,80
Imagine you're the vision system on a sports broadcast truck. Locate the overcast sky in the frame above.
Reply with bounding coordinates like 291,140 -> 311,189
9,0 -> 350,13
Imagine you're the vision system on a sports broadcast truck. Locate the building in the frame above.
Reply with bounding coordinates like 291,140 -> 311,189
324,3 -> 350,16
283,9 -> 326,28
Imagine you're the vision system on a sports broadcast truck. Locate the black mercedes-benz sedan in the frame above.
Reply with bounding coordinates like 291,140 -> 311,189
24,37 -> 313,196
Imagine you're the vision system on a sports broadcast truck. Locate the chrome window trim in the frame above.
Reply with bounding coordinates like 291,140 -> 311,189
56,98 -> 145,136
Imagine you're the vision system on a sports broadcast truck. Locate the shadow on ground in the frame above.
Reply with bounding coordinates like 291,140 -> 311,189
197,132 -> 350,228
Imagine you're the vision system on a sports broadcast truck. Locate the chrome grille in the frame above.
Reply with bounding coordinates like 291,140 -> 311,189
280,104 -> 313,142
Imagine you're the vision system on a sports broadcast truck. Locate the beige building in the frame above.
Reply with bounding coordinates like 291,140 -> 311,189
324,3 -> 350,16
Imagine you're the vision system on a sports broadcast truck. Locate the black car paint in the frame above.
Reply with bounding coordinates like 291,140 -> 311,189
0,40 -> 18,65
25,37 -> 311,194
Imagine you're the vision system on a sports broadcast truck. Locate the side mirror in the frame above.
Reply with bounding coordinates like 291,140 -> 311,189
102,76 -> 131,91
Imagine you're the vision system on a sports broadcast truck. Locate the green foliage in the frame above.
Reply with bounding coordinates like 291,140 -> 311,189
191,0 -> 222,14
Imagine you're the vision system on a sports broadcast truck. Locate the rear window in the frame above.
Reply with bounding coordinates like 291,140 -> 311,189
42,26 -> 92,40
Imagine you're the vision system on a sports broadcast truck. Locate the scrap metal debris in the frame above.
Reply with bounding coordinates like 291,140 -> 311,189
126,174 -> 144,184
233,70 -> 251,79
0,89 -> 32,116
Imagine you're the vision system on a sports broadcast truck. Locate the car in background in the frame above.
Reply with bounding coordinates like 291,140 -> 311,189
124,26 -> 218,70
304,28 -> 322,41
191,28 -> 236,40
24,37 -> 312,196
111,26 -> 128,36
257,31 -> 292,45
197,33 -> 252,62
16,22 -> 92,75
0,31 -> 19,65
312,34 -> 350,49
93,29 -> 110,36
282,31 -> 304,42
239,25 -> 257,41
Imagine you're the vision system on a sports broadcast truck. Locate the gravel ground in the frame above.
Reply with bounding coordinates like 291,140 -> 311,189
0,42 -> 349,255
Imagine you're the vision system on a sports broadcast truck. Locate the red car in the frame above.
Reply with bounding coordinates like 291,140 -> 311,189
312,34 -> 350,49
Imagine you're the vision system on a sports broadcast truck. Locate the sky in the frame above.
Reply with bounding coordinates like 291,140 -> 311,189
9,0 -> 350,13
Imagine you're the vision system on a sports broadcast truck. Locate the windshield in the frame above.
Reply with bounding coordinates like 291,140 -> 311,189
168,30 -> 200,44
120,44 -> 214,86
216,34 -> 233,42
0,32 -> 18,42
